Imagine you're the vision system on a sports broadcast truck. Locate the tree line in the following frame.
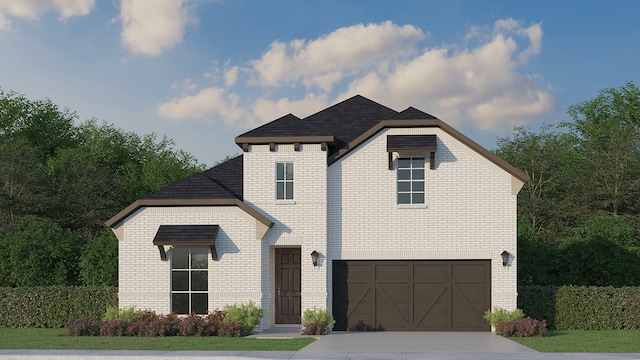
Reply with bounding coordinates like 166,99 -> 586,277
1,82 -> 639,288
0,89 -> 204,287
495,81 -> 640,286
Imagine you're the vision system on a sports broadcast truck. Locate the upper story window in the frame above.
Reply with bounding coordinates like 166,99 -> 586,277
171,247 -> 208,315
276,162 -> 294,200
397,157 -> 425,204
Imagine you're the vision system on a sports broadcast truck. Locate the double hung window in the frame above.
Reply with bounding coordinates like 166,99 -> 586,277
276,162 -> 294,200
397,157 -> 425,204
171,247 -> 208,314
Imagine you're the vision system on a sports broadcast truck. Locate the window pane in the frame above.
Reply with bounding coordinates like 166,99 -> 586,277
276,182 -> 284,199
285,163 -> 294,180
172,271 -> 189,291
412,158 -> 425,168
191,251 -> 208,269
276,163 -> 284,180
172,294 -> 189,314
286,182 -> 293,199
171,248 -> 189,269
412,193 -> 425,204
398,158 -> 411,169
398,193 -> 411,204
192,294 -> 208,315
398,169 -> 411,180
412,169 -> 424,180
412,181 -> 424,192
398,181 -> 411,192
191,270 -> 208,291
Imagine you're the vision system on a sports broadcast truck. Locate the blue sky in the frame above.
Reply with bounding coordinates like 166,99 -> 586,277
1,0 -> 639,167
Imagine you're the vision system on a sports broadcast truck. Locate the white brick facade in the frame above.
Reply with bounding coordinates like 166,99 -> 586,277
118,206 -> 262,316
243,143 -> 328,327
327,128 -> 519,312
111,108 -> 523,331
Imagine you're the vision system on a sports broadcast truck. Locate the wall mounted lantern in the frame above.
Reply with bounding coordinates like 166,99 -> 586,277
310,250 -> 319,267
501,251 -> 510,267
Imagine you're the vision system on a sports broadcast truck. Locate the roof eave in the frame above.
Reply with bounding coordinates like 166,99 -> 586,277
326,118 -> 530,183
234,135 -> 335,150
105,198 -> 274,229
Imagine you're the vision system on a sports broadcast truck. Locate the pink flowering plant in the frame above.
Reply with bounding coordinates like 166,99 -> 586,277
495,317 -> 549,337
64,305 -> 263,338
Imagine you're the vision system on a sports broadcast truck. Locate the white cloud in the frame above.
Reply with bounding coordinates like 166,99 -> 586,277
156,87 -> 245,125
250,21 -> 426,89
0,0 -> 94,30
119,0 -> 194,56
157,19 -> 555,133
251,94 -> 329,125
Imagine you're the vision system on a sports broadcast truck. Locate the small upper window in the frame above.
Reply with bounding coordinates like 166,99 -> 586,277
397,157 -> 425,204
276,162 -> 294,200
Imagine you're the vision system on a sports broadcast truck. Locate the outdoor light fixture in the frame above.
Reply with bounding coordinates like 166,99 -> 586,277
310,250 -> 319,266
501,251 -> 510,267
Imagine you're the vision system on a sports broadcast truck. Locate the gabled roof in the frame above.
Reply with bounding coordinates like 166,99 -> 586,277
107,95 -> 528,229
105,155 -> 273,229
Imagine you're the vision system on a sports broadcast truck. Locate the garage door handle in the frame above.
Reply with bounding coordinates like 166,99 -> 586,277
278,288 -> 281,298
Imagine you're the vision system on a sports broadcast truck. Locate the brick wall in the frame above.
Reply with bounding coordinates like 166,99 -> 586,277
327,127 -> 519,312
118,206 -> 262,316
243,143 -> 328,326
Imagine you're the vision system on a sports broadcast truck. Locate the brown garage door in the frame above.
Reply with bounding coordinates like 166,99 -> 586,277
333,260 -> 490,331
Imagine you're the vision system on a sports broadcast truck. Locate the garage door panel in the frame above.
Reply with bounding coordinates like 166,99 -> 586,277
333,260 -> 490,331
413,262 -> 448,279
376,281 -> 410,330
414,283 -> 449,330
376,262 -> 409,278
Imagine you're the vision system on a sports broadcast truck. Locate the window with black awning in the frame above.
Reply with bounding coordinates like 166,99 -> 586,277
387,135 -> 437,170
152,225 -> 219,261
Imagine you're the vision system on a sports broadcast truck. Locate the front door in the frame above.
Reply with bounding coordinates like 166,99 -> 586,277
275,248 -> 301,324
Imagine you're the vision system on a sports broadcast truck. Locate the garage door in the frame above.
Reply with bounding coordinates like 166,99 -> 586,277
332,260 -> 490,331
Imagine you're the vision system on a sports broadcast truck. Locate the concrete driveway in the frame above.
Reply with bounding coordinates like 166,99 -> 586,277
298,331 -> 537,353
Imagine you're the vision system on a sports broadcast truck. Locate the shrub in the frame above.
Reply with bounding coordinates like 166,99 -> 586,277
483,307 -> 524,327
301,307 -> 335,335
99,319 -> 126,336
65,318 -> 99,336
178,313 -> 205,336
0,286 -> 117,328
519,285 -> 640,330
223,301 -> 265,336
495,317 -> 549,337
104,306 -> 142,323
218,320 -> 242,337
302,321 -> 328,335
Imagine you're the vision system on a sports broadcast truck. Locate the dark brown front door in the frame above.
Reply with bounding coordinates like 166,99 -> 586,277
333,260 -> 490,331
275,248 -> 301,324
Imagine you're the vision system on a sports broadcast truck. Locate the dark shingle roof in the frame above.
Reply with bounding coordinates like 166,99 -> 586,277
237,114 -> 329,138
107,95 -> 528,229
144,155 -> 243,200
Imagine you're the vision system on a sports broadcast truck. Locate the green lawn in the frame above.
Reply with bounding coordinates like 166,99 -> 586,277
509,330 -> 640,353
0,328 -> 315,351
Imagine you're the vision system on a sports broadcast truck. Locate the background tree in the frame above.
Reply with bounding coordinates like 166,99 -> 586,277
0,89 -> 204,287
562,81 -> 640,217
495,125 -> 577,238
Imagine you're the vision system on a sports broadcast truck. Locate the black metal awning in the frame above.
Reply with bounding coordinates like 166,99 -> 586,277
153,225 -> 219,261
387,135 -> 437,170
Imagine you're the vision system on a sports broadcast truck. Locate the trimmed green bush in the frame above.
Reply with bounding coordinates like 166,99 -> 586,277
302,307 -> 336,335
0,286 -> 117,328
483,307 -> 524,327
519,285 -> 640,330
223,301 -> 265,336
